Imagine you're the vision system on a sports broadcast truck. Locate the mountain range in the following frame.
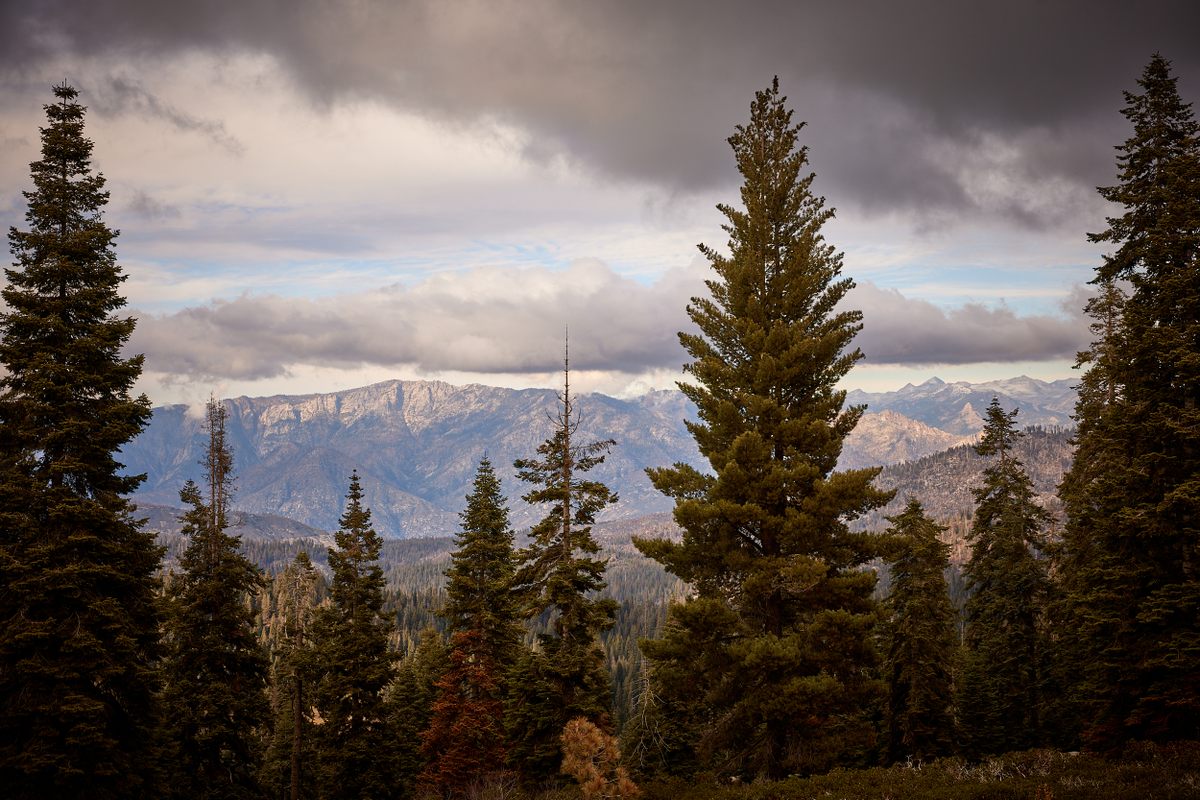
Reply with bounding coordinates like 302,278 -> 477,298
122,375 -> 1079,538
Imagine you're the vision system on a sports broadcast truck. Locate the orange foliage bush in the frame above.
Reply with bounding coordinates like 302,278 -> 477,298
560,717 -> 640,800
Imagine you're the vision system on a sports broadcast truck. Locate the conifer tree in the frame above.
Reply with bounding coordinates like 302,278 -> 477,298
261,552 -> 321,800
880,499 -> 957,764
510,348 -> 619,783
421,457 -> 522,794
386,627 -> 449,798
0,84 -> 162,799
957,399 -> 1050,757
634,79 -> 890,780
161,398 -> 271,799
1058,53 -> 1200,745
312,472 -> 398,799
1050,280 -> 1130,746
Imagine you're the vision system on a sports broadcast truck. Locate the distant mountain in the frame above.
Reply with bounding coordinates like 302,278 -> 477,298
840,410 -> 971,470
122,376 -> 1078,539
859,426 -> 1075,530
846,376 -> 1077,435
124,380 -> 706,538
137,503 -> 332,543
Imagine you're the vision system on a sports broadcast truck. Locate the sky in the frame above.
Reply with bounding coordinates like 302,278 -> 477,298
1,0 -> 1198,407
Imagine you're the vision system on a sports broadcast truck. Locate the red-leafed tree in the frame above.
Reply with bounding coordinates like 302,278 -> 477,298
420,457 -> 522,795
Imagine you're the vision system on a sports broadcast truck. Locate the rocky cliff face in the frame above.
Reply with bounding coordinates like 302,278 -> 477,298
123,376 -> 1077,538
125,380 -> 704,538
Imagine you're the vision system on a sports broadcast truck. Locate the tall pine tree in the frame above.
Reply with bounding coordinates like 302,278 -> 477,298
421,457 -> 522,794
312,472 -> 398,799
957,399 -> 1050,757
1058,53 -> 1200,746
635,79 -> 890,780
161,398 -> 270,799
880,499 -> 957,764
510,348 -> 619,784
0,84 -> 162,799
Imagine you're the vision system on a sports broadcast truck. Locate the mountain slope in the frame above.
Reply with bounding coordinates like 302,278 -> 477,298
125,380 -> 705,538
846,376 -> 1077,435
123,376 -> 1077,539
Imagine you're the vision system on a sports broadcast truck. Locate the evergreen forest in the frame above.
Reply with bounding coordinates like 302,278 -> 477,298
0,55 -> 1198,800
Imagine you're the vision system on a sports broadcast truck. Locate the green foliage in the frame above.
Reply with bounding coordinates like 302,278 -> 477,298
260,552 -> 322,800
442,456 -> 524,661
636,743 -> 1200,800
1057,53 -> 1200,747
510,356 -> 619,784
634,79 -> 890,780
311,472 -> 398,799
161,399 -> 271,799
421,458 -> 522,793
881,499 -> 957,763
958,401 -> 1051,757
386,626 -> 448,797
0,83 -> 162,799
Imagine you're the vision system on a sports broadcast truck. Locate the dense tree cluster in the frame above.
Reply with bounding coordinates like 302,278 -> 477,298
1056,52 -> 1200,747
2,54 -> 1198,799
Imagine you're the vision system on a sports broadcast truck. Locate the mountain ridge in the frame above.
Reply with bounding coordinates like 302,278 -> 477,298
123,375 -> 1077,538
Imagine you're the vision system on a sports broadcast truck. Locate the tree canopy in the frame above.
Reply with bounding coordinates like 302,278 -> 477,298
636,78 -> 890,780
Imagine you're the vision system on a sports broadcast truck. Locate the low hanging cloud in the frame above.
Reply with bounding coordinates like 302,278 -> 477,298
131,260 -> 1088,381
853,282 -> 1089,365
131,260 -> 703,380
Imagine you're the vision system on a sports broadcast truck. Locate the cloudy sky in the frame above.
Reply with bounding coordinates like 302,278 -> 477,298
2,0 -> 1197,406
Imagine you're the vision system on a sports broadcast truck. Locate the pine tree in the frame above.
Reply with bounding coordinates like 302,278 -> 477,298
161,397 -> 271,799
1058,53 -> 1200,746
957,399 -> 1050,757
880,498 -> 957,764
634,79 -> 890,780
510,348 -> 619,784
1051,280 -> 1130,746
386,627 -> 449,798
261,552 -> 321,800
0,83 -> 162,799
312,472 -> 398,799
421,457 -> 522,794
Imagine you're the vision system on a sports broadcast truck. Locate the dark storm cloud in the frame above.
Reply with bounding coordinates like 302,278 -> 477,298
3,0 -> 1197,227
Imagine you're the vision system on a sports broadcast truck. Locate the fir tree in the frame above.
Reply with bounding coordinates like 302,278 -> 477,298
312,472 -> 398,799
1058,53 -> 1200,746
421,457 -> 522,794
1050,280 -> 1130,746
510,347 -> 619,784
386,627 -> 449,798
161,398 -> 271,800
0,84 -> 162,799
957,399 -> 1050,757
634,79 -> 890,780
880,498 -> 957,764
